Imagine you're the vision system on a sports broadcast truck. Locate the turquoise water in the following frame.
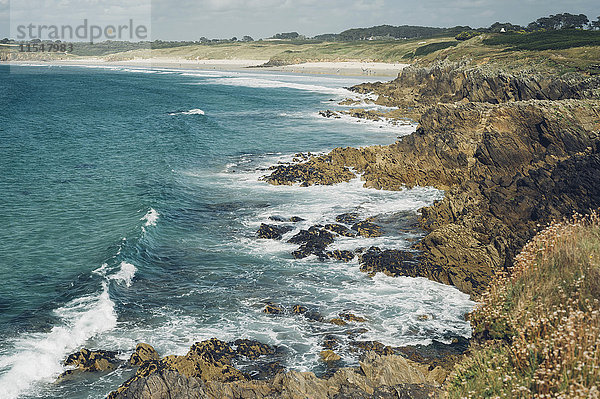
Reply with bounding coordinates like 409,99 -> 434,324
0,64 -> 474,398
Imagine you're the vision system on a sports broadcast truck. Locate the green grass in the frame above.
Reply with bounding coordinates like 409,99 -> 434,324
448,214 -> 600,398
483,29 -> 600,51
413,41 -> 458,56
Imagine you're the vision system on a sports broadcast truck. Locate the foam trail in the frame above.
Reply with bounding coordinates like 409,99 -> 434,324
0,283 -> 117,399
141,208 -> 160,227
168,109 -> 205,116
200,77 -> 350,96
110,262 -> 137,287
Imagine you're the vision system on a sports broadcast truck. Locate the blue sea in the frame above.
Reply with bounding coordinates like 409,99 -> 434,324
0,64 -> 474,399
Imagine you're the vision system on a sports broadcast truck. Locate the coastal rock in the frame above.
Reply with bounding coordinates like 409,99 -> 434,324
231,339 -> 276,360
350,60 -> 600,113
129,343 -> 159,366
263,303 -> 284,314
326,250 -> 355,262
358,247 -> 428,278
59,349 -> 119,381
324,223 -> 357,237
339,313 -> 366,323
335,213 -> 360,224
320,350 -> 342,363
352,221 -> 383,237
288,226 -> 336,259
329,318 -> 348,326
262,97 -> 600,296
292,305 -> 308,314
108,349 -> 445,399
256,223 -> 293,240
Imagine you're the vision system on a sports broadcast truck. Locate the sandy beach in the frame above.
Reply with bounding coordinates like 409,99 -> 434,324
8,57 -> 408,77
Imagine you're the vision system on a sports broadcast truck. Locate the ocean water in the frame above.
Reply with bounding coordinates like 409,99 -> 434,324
0,64 -> 474,399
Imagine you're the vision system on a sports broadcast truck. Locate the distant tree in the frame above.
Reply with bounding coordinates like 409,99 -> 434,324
230,37 -> 238,42
591,17 -> 600,30
313,33 -> 339,41
272,32 -> 300,40
199,36 -> 209,43
242,35 -> 254,42
528,13 -> 589,30
1,38 -> 8,44
488,22 -> 523,33
455,31 -> 481,41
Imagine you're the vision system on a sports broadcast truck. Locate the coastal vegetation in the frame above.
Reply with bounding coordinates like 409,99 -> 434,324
449,213 -> 600,398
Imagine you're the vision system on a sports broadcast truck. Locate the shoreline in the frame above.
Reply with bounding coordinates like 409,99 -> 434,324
4,58 -> 408,77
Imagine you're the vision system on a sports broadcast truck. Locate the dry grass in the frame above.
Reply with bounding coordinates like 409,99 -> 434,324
448,211 -> 600,398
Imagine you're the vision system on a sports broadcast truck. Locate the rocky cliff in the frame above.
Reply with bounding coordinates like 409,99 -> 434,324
351,60 -> 600,107
106,340 -> 445,399
263,97 -> 600,296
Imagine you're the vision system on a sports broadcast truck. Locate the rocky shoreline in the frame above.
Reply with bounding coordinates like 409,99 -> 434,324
57,61 -> 600,398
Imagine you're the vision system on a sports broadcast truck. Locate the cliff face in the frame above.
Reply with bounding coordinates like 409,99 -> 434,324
351,61 -> 600,109
263,98 -> 600,296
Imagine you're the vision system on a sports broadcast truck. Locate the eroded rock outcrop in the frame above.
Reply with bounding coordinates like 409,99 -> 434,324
350,60 -> 600,115
108,350 -> 444,399
262,98 -> 600,296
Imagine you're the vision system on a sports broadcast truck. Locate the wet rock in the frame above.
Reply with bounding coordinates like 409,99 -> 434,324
303,310 -> 326,322
339,313 -> 366,323
63,348 -> 119,374
256,223 -> 292,240
231,339 -> 276,360
263,303 -> 284,314
352,221 -> 383,237
329,318 -> 348,326
322,335 -> 341,350
320,350 -> 342,363
396,337 -> 470,371
319,110 -> 341,118
292,305 -> 308,314
359,247 -> 427,278
129,343 -> 159,366
335,213 -> 360,225
326,250 -> 355,262
349,341 -> 397,356
324,223 -> 357,237
269,215 -> 305,223
288,226 -> 335,259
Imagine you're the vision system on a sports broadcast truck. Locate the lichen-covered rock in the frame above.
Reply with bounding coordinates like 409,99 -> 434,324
256,223 -> 293,240
263,303 -> 284,314
231,339 -> 276,360
339,313 -> 366,323
324,223 -> 357,237
320,350 -> 342,363
129,343 -> 159,366
335,213 -> 360,224
326,250 -> 355,262
288,226 -> 335,259
329,318 -> 347,326
352,221 -> 383,237
292,305 -> 307,314
59,348 -> 120,380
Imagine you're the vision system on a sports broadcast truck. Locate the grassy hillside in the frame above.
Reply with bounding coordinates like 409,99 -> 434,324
448,212 -> 600,398
100,37 -> 456,63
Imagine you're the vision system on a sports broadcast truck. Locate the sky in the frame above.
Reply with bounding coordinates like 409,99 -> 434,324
2,0 -> 599,40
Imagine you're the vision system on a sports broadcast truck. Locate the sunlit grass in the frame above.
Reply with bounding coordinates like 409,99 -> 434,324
448,211 -> 600,398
